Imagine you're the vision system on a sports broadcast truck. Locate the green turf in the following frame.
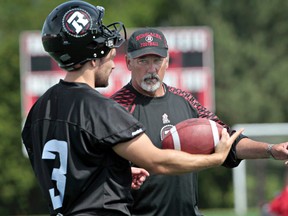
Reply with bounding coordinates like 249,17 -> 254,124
201,208 -> 259,216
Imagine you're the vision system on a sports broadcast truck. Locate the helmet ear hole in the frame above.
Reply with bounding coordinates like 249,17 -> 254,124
87,41 -> 98,49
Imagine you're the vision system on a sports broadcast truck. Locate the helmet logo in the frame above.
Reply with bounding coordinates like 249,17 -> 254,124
63,8 -> 91,37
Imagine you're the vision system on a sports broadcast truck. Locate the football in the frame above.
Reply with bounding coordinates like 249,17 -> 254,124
161,118 -> 223,154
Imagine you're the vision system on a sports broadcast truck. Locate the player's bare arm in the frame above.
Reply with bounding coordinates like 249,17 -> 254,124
113,128 -> 243,174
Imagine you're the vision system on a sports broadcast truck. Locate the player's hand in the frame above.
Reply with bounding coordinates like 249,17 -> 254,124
131,167 -> 150,190
214,128 -> 244,163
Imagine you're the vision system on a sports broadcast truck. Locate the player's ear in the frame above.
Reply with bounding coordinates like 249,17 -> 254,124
91,59 -> 98,67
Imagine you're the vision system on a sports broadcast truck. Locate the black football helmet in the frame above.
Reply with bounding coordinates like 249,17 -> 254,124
42,0 -> 126,71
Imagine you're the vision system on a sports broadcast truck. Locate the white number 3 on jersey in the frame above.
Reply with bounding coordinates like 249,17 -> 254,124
42,140 -> 68,210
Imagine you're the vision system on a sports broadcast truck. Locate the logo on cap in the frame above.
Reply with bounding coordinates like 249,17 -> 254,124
62,8 -> 91,38
145,35 -> 153,43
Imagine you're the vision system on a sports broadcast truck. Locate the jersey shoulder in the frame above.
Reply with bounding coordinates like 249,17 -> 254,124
111,84 -> 137,112
166,84 -> 216,120
166,85 -> 198,105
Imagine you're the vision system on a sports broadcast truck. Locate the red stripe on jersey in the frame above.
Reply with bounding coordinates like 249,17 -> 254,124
111,86 -> 137,113
167,85 -> 228,129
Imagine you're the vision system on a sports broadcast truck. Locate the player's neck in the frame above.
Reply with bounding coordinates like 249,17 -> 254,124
64,70 -> 94,88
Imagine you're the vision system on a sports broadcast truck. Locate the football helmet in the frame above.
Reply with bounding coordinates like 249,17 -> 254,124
42,0 -> 126,71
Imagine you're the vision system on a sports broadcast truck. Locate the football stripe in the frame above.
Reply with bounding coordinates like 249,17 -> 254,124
209,120 -> 220,146
170,126 -> 181,150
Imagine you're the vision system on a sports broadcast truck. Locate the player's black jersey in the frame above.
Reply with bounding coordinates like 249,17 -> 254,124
22,80 -> 145,216
111,82 -> 244,216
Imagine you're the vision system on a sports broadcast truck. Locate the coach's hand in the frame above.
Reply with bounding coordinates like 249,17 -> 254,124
268,142 -> 288,161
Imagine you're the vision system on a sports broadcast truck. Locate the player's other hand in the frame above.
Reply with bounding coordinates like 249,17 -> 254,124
131,167 -> 150,190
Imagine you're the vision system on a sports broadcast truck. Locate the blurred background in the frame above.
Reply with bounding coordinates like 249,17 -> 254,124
1,0 -> 288,215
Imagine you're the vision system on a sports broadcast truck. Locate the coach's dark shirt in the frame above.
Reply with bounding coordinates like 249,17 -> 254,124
111,82 -> 244,216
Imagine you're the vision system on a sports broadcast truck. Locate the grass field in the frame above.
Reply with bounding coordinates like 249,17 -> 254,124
201,208 -> 259,216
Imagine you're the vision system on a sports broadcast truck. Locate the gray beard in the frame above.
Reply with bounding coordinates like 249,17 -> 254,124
140,73 -> 161,92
